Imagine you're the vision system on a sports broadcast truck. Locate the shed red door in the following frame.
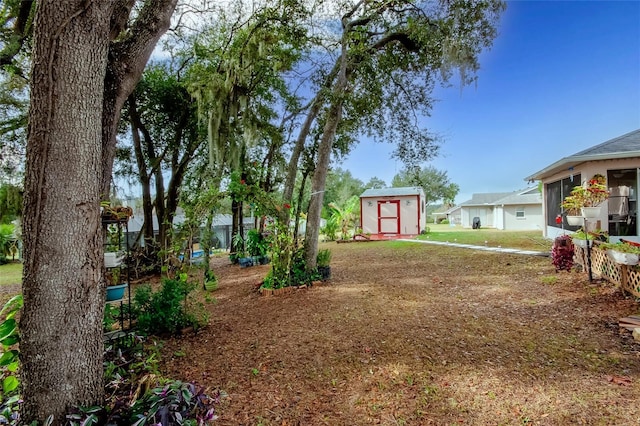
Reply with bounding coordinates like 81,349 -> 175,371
378,200 -> 400,234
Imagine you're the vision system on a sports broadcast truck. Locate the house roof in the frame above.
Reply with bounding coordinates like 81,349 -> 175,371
493,191 -> 541,206
459,192 -> 514,206
459,187 -> 541,207
360,186 -> 424,198
525,129 -> 640,181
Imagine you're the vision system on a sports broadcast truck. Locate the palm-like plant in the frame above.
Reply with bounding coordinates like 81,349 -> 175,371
328,195 -> 360,240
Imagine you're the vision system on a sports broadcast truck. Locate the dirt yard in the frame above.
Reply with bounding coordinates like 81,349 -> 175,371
159,241 -> 640,425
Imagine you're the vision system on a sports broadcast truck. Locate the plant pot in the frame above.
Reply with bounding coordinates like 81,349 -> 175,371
317,266 -> 331,281
238,257 -> 254,268
581,207 -> 601,218
606,250 -> 639,265
204,279 -> 217,291
104,252 -> 124,268
106,284 -> 128,301
566,215 -> 583,226
572,239 -> 590,249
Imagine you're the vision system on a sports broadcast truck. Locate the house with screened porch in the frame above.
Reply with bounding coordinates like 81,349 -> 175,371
525,128 -> 640,242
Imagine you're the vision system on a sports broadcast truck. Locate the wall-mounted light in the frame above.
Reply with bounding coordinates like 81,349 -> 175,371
406,200 -> 411,206
367,201 -> 372,207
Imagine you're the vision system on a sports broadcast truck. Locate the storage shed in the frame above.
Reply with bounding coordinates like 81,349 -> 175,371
359,187 -> 426,237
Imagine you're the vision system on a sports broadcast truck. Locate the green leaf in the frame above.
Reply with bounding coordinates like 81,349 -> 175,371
3,375 -> 18,393
2,335 -> 19,346
0,319 -> 16,342
7,360 -> 18,372
0,295 -> 22,318
0,350 -> 17,366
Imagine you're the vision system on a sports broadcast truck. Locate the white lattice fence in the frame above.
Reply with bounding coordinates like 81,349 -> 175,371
574,245 -> 640,297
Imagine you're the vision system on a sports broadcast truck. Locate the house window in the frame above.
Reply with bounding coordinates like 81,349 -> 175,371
516,207 -> 525,219
546,174 -> 581,229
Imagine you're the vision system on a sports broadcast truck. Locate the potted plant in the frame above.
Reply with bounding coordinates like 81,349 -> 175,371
204,269 -> 218,291
561,195 -> 584,226
571,228 -> 608,249
570,229 -> 594,249
106,268 -> 127,301
316,248 -> 332,281
246,229 -> 269,265
231,232 -> 253,267
600,241 -> 640,265
101,203 -> 133,222
568,174 -> 610,218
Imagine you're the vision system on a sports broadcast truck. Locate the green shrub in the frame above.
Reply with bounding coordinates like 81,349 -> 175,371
316,249 -> 332,267
246,229 -> 268,257
440,219 -> 449,225
133,273 -> 205,335
289,245 -> 311,286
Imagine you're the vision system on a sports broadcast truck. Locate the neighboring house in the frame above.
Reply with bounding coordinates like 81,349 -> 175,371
359,187 -> 426,236
455,187 -> 543,230
127,211 -> 255,250
444,205 -> 462,225
525,128 -> 640,241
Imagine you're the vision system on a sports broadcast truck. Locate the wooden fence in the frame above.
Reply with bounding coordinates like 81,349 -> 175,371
574,244 -> 640,297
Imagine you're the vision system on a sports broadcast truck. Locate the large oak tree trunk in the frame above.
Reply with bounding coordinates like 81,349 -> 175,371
21,1 -> 178,422
21,1 -> 111,421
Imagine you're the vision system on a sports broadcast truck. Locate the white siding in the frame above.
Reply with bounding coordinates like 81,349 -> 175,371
502,205 -> 543,231
360,193 -> 425,235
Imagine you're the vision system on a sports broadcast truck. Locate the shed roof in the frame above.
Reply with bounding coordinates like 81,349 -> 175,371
360,186 -> 424,198
525,129 -> 640,181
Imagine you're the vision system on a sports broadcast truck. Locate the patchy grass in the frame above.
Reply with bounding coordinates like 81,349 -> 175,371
0,262 -> 22,286
159,241 -> 640,425
418,224 -> 551,251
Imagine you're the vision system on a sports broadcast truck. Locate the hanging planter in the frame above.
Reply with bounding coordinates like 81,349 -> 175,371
561,174 -> 609,224
581,207 -> 601,218
566,216 -> 583,226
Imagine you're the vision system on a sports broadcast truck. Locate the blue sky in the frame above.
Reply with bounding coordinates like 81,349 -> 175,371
340,0 -> 640,204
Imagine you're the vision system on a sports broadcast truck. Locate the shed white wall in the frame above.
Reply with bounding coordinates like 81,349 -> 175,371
360,194 -> 425,234
360,198 -> 378,234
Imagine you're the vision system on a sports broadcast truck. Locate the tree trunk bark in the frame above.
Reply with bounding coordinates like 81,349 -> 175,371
304,97 -> 344,269
304,46 -> 349,270
128,93 -> 155,244
21,2 -> 111,422
21,1 -> 178,422
282,60 -> 340,204
100,0 -> 178,199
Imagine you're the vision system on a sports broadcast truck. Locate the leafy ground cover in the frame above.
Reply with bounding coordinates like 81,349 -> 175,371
159,240 -> 640,425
